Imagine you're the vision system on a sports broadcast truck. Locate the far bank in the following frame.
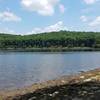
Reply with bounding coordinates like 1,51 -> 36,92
0,47 -> 100,52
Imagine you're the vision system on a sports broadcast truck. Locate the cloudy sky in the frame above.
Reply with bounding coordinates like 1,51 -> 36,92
0,0 -> 100,35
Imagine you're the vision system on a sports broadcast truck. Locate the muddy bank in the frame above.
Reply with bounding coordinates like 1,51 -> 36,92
0,68 -> 100,100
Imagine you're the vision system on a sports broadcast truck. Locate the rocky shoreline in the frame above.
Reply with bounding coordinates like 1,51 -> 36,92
0,68 -> 100,100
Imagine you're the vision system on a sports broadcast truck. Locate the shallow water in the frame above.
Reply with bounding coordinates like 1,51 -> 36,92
0,51 -> 99,90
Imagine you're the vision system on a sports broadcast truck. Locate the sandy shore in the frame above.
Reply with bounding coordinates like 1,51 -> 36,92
0,68 -> 100,100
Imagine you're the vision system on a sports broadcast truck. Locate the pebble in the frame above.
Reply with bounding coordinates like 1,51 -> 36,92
49,94 -> 53,97
84,78 -> 92,82
28,96 -> 37,100
80,76 -> 85,79
53,91 -> 59,95
61,80 -> 66,83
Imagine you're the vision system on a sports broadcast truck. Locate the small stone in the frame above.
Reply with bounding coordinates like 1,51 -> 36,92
80,76 -> 85,79
53,91 -> 59,95
29,96 -> 37,100
49,94 -> 53,97
84,78 -> 92,82
61,80 -> 65,83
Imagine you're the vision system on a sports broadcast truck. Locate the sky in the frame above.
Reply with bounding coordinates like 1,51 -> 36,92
0,0 -> 100,35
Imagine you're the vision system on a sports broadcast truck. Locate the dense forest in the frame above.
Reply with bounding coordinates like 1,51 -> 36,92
0,31 -> 100,51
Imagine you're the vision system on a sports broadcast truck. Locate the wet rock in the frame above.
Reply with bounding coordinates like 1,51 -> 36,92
28,96 -> 37,100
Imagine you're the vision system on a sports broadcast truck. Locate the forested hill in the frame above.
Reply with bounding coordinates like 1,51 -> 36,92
0,31 -> 100,50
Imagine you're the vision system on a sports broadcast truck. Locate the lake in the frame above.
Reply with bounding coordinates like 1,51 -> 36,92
0,51 -> 99,90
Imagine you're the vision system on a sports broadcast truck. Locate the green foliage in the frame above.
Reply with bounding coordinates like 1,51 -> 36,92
0,31 -> 100,49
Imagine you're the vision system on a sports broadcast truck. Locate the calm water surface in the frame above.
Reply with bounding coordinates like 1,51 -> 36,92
0,51 -> 99,90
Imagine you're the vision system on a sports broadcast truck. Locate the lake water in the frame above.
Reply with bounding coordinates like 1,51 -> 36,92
0,51 -> 100,90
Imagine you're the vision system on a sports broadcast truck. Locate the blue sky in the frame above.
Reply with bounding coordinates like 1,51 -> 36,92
0,0 -> 100,35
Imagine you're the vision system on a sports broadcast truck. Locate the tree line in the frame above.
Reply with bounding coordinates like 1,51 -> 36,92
0,31 -> 100,49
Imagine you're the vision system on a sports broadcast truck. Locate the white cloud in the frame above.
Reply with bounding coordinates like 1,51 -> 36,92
0,28 -> 16,34
89,16 -> 100,26
59,4 -> 65,13
80,15 -> 88,22
21,0 -> 60,16
84,0 -> 97,4
0,21 -> 67,35
0,11 -> 21,22
26,21 -> 67,34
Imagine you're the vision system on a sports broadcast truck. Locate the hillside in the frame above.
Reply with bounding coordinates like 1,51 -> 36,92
0,31 -> 100,51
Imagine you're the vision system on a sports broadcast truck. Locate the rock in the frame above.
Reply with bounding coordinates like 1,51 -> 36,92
83,78 -> 92,82
80,76 -> 85,79
29,96 -> 37,100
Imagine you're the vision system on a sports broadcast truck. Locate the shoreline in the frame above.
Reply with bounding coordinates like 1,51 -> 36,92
0,68 -> 100,100
0,47 -> 100,52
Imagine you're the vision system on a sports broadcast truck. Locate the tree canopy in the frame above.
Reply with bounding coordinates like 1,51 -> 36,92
0,31 -> 100,49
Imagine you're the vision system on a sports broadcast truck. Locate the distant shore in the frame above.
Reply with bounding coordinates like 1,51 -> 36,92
0,68 -> 100,100
0,47 -> 100,52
